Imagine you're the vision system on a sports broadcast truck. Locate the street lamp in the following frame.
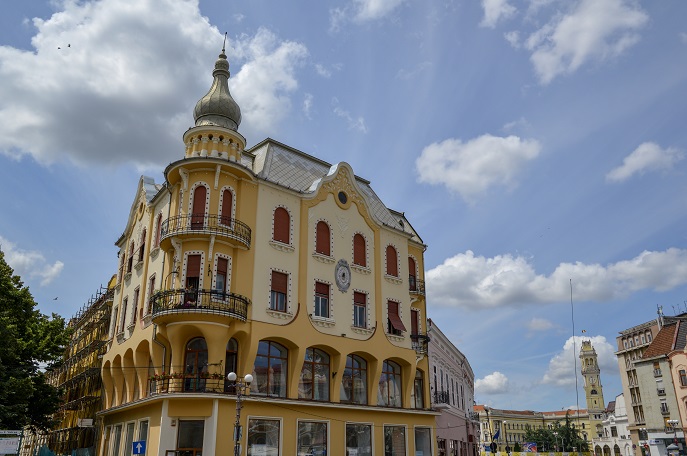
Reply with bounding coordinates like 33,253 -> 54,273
667,420 -> 680,456
553,431 -> 560,453
227,372 -> 253,456
503,421 -> 510,455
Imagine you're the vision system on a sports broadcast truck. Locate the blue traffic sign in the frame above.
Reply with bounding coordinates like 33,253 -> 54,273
133,440 -> 146,455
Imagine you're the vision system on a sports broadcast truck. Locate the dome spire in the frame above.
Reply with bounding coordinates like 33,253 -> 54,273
193,33 -> 242,131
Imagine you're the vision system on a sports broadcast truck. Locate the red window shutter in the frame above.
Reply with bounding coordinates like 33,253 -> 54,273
354,291 -> 366,305
386,246 -> 398,276
411,309 -> 419,335
315,282 -> 329,295
388,301 -> 406,332
273,208 -> 290,244
316,221 -> 330,255
353,234 -> 366,266
187,255 -> 201,278
272,271 -> 288,293
221,189 -> 233,224
192,186 -> 206,227
217,258 -> 228,275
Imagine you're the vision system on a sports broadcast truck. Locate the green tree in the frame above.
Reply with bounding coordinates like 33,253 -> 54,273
523,415 -> 589,453
0,249 -> 70,431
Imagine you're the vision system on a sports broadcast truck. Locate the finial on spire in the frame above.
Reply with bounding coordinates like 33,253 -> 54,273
222,32 -> 227,54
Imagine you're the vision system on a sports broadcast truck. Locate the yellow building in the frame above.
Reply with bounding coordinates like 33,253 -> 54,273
98,46 -> 436,456
475,405 -> 593,455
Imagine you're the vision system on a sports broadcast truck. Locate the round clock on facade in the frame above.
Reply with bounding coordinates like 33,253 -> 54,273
335,259 -> 351,292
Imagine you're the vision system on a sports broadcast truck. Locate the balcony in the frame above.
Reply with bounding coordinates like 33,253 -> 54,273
433,390 -> 451,410
409,276 -> 426,296
661,406 -> 670,415
411,333 -> 430,355
150,289 -> 250,323
160,214 -> 251,249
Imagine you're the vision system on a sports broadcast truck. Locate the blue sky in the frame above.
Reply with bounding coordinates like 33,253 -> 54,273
1,0 -> 686,412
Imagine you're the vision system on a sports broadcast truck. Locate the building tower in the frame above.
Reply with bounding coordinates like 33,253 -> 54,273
581,340 -> 606,439
98,42 -> 435,456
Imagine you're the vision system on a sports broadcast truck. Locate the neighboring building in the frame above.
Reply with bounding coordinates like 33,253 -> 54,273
22,281 -> 114,456
634,319 -> 685,456
427,318 -> 477,456
668,342 -> 687,449
475,405 -> 592,454
615,315 -> 660,448
97,47 -> 436,456
592,394 -> 632,456
581,340 -> 607,440
616,309 -> 687,456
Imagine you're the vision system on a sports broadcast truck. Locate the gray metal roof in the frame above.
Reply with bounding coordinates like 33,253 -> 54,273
248,140 -> 423,244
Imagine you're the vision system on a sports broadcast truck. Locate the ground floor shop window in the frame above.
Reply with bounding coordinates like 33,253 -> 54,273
384,425 -> 405,456
124,423 -> 135,456
176,420 -> 204,456
111,425 -> 122,456
247,418 -> 280,455
297,421 -> 327,456
415,427 -> 432,456
346,423 -> 372,456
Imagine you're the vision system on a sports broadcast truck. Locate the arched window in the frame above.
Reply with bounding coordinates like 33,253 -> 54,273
138,228 -> 146,261
413,370 -> 424,409
315,221 -> 331,256
224,338 -> 238,393
386,245 -> 398,276
191,185 -> 206,229
154,213 -> 163,247
408,256 -> 417,291
252,340 -> 288,397
220,188 -> 233,225
340,354 -> 367,405
298,347 -> 330,401
353,234 -> 366,266
273,207 -> 290,244
184,337 -> 208,392
378,360 -> 402,407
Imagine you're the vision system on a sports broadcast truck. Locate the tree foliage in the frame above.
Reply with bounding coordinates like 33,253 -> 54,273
523,413 -> 590,452
0,249 -> 70,431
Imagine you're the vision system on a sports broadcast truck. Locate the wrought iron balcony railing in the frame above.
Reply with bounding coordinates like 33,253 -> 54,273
150,289 -> 250,321
433,390 -> 451,405
409,276 -> 426,296
411,333 -> 430,354
160,214 -> 251,248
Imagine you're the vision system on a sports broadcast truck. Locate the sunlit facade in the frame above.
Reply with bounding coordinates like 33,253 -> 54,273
97,47 -> 436,456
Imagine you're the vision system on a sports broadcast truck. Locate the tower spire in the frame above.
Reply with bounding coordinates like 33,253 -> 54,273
193,35 -> 242,131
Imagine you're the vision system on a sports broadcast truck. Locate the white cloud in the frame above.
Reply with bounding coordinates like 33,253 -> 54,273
329,0 -> 406,31
481,0 -> 517,28
542,336 -> 616,386
303,93 -> 314,119
606,142 -> 684,182
528,317 -> 555,331
0,0 -> 308,167
396,61 -> 432,80
0,236 -> 64,286
504,30 -> 521,48
415,134 -> 541,202
332,98 -> 368,133
426,248 -> 687,309
525,0 -> 648,84
476,371 -> 510,394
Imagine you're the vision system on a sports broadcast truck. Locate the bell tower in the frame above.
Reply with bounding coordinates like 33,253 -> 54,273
580,340 -> 605,439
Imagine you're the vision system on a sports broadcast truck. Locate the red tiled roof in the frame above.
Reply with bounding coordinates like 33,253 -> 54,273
643,323 -> 678,359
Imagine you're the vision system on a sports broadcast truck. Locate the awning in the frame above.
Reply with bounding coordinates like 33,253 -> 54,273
388,313 -> 406,332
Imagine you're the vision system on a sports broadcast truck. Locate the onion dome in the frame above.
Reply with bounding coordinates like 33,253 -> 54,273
193,48 -> 241,131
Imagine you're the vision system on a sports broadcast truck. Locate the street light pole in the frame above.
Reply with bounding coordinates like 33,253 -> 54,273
503,421 -> 510,455
553,431 -> 560,453
227,372 -> 253,456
